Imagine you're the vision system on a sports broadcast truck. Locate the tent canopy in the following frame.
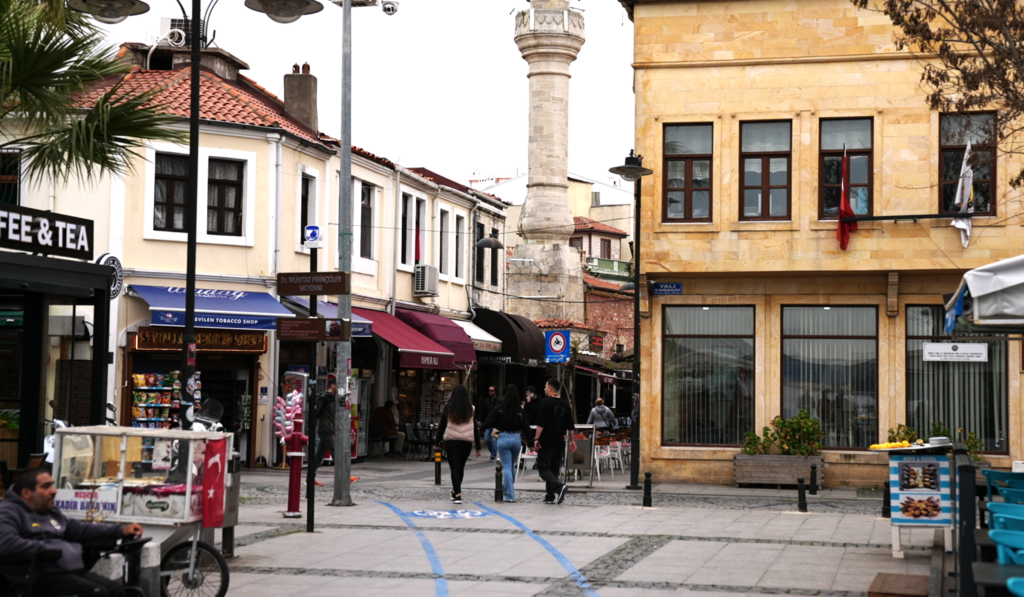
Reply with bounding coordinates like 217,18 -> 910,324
944,254 -> 1024,333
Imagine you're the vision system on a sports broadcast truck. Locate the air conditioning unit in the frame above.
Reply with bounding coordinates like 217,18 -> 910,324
414,265 -> 439,297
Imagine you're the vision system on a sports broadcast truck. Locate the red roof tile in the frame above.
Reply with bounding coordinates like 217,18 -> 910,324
407,167 -> 504,204
534,318 -> 588,329
574,216 -> 628,237
583,274 -> 632,293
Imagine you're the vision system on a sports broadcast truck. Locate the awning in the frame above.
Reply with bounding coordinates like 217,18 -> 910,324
396,309 -> 476,366
576,365 -> 618,385
472,308 -> 545,366
944,253 -> 1024,334
453,320 -> 502,353
129,284 -> 294,331
283,296 -> 372,337
353,307 -> 455,370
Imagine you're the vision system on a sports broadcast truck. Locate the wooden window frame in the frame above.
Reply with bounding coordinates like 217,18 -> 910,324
207,158 -> 243,237
474,222 -> 485,283
154,153 -> 189,232
662,123 -> 713,223
600,238 -> 612,260
818,118 -> 873,220
359,184 -> 373,259
739,120 -> 792,221
299,175 -> 311,240
489,227 -> 499,287
0,149 -> 21,206
939,112 -> 997,217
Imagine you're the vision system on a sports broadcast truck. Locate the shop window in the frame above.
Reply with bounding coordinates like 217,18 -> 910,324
489,227 -> 499,287
740,121 -> 791,220
360,184 -> 374,259
663,123 -> 712,222
0,149 -> 21,205
662,306 -> 754,446
207,159 -> 243,236
455,214 -> 465,279
600,239 -> 611,260
940,113 -> 995,216
906,306 -> 1007,452
474,222 -> 485,283
155,154 -> 189,232
781,306 -> 878,449
820,118 -> 872,219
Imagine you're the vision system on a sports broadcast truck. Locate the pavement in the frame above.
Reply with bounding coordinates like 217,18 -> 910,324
217,454 -> 934,597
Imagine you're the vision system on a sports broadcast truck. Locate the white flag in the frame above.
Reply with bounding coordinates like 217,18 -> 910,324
952,141 -> 973,248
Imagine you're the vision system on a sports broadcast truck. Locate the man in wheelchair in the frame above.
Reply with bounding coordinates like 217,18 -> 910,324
0,468 -> 144,597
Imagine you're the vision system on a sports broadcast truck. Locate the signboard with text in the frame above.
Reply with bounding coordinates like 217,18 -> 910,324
652,282 -> 683,295
545,330 -> 570,363
277,272 -> 351,296
922,343 -> 988,362
134,327 -> 267,353
276,318 -> 351,341
0,204 -> 94,259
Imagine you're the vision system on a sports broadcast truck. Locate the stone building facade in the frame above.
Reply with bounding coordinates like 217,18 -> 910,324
621,0 -> 1024,486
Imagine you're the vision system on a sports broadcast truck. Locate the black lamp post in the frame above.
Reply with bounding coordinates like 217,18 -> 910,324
71,0 -> 319,432
609,150 -> 652,491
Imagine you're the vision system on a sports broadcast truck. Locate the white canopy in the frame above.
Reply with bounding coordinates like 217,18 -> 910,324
946,253 -> 1024,326
453,320 -> 503,353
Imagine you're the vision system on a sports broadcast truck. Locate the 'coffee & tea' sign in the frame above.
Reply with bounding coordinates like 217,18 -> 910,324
0,204 -> 94,259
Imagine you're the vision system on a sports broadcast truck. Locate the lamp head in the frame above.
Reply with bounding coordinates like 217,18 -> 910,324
245,0 -> 323,24
67,0 -> 150,23
475,235 -> 503,250
609,150 -> 653,182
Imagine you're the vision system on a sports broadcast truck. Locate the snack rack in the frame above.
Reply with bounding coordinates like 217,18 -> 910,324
876,443 -> 954,558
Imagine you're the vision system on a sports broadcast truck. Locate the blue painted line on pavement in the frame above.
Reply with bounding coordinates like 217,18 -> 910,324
473,501 -> 598,596
376,501 -> 450,597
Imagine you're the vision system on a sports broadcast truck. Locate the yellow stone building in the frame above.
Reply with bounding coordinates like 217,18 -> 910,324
620,0 -> 1024,486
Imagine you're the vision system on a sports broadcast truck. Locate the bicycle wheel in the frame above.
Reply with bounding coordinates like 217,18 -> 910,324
160,540 -> 230,597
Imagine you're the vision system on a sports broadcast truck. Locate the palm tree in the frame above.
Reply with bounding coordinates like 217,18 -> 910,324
0,0 -> 186,185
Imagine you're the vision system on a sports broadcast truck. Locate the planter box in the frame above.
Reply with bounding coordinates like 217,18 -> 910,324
734,454 -> 825,489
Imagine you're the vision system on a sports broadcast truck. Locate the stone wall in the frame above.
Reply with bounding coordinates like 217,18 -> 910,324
585,289 -> 633,360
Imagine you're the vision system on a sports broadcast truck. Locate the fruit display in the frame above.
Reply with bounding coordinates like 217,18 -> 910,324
870,440 -> 912,449
900,463 -> 939,491
899,496 -> 941,518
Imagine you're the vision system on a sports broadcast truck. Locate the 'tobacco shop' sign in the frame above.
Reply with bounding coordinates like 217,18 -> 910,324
0,204 -> 94,259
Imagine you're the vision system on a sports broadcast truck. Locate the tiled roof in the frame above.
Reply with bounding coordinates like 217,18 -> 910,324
408,167 -> 505,205
584,274 -> 632,293
534,318 -> 589,330
574,216 -> 628,237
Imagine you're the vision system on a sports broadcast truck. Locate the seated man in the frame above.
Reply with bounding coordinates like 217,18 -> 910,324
0,468 -> 144,597
373,400 -> 405,456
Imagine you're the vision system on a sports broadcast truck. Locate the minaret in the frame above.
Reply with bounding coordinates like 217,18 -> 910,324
507,0 -> 586,323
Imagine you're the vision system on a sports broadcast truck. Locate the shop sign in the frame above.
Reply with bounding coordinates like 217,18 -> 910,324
135,326 -> 267,353
590,334 -> 604,352
922,342 -> 987,362
55,488 -> 118,519
276,318 -> 351,341
479,356 -> 513,365
472,339 -> 502,353
652,282 -> 683,295
277,272 -> 351,296
95,254 -> 123,300
0,204 -> 94,259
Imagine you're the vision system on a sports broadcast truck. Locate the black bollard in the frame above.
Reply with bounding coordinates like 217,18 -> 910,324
642,471 -> 652,507
882,481 -> 891,518
810,465 -> 818,495
495,461 -> 503,502
797,477 -> 808,512
434,448 -> 442,486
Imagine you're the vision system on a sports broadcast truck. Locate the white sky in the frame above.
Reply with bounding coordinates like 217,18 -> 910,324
99,0 -> 636,187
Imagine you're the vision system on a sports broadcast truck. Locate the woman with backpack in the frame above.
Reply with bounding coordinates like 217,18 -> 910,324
482,385 -> 526,502
587,398 -> 618,430
434,385 -> 480,505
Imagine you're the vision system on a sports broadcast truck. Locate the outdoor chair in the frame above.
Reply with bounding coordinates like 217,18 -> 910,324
367,419 -> 386,458
595,445 -> 615,481
1006,577 -> 1024,597
972,531 -> 1024,597
980,505 -> 1024,561
983,471 -> 1024,527
404,423 -> 430,460
517,450 -> 537,480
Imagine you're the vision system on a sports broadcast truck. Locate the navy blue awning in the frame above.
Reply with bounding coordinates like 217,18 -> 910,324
283,296 -> 372,337
129,284 -> 294,331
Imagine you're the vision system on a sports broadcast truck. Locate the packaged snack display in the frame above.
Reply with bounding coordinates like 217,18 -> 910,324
129,369 -> 185,430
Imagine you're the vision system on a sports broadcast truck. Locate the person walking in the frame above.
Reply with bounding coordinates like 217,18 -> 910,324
482,385 -> 527,502
477,385 -> 500,460
534,378 -> 576,505
523,386 -> 540,448
310,378 -> 338,486
435,385 -> 480,505
586,397 -> 618,431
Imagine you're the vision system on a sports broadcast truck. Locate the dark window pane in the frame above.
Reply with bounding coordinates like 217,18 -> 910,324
940,113 -> 995,145
943,151 -> 964,182
822,187 -> 841,215
156,154 -> 189,176
692,191 -> 710,219
849,155 -> 868,185
743,189 -> 761,217
941,183 -> 958,212
667,161 -> 686,188
821,119 -> 872,150
783,306 -> 876,336
154,205 -> 166,229
156,180 -> 167,204
208,186 -> 218,207
743,159 -> 762,187
667,191 -> 686,218
769,158 -> 787,186
210,159 -> 241,181
224,186 -> 237,209
207,209 -> 218,233
173,182 -> 186,204
850,187 -> 869,215
823,156 -> 842,185
692,161 -> 710,188
665,305 -> 754,335
974,151 -> 992,180
665,124 -> 713,155
173,207 -> 184,230
769,188 -> 788,217
973,182 -> 991,212
742,121 -> 791,152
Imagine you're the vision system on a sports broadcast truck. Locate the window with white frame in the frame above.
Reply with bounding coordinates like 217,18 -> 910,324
400,193 -> 411,266
360,183 -> 374,259
455,213 -> 466,282
300,175 -> 312,240
415,198 -> 425,264
439,208 -> 450,276
154,154 -> 188,232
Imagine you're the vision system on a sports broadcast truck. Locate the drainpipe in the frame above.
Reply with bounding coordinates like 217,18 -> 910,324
268,132 -> 284,465
48,172 -> 55,212
466,193 -> 480,322
389,165 -> 402,316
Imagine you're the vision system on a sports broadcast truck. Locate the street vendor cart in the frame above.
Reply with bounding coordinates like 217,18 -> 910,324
53,425 -> 231,597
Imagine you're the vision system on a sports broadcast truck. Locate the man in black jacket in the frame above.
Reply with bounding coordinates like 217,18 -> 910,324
533,378 -> 576,505
311,379 -> 339,486
0,468 -> 144,597
477,386 -> 499,460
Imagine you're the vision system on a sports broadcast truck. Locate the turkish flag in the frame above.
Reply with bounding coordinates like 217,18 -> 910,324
837,146 -> 858,251
202,437 -> 227,528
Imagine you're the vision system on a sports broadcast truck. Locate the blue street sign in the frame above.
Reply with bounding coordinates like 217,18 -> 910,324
545,330 -> 570,363
304,225 -> 320,242
652,282 -> 683,295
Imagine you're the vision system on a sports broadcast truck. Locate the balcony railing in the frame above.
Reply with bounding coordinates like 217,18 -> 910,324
586,257 -> 631,279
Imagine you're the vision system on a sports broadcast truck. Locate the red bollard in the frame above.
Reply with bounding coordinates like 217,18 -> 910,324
284,420 -> 308,518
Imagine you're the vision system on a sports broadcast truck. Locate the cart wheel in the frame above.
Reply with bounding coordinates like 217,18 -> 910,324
160,540 -> 229,597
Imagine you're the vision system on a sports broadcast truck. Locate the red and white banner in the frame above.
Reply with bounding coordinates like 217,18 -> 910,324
202,437 -> 227,528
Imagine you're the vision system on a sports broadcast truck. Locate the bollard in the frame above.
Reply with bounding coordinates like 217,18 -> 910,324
797,477 -> 808,512
882,481 -> 891,518
434,448 -> 442,486
642,471 -> 653,507
283,423 -> 308,518
810,464 -> 818,495
495,461 -> 503,502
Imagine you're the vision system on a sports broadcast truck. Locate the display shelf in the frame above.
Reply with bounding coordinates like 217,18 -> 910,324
136,387 -> 173,391
136,404 -> 171,407
136,418 -> 170,422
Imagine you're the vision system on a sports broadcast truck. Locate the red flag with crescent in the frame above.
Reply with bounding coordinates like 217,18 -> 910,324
202,437 -> 227,528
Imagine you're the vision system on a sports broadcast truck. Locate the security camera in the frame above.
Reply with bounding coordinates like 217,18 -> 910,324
381,0 -> 397,14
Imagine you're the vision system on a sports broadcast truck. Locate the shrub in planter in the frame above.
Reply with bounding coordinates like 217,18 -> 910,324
741,410 -> 824,456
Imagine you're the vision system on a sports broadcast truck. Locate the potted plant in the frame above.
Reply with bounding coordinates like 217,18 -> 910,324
929,422 -> 987,465
734,409 -> 826,488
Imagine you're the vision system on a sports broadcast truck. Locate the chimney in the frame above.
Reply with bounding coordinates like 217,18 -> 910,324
284,62 -> 318,133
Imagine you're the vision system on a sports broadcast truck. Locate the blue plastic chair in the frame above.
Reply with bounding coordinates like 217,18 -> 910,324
984,470 -> 1024,501
1007,577 -> 1024,597
990,530 -> 1024,565
1002,488 -> 1024,505
993,514 -> 1024,532
991,502 -> 1024,517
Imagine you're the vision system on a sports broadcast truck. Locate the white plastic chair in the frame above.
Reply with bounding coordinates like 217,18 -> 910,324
595,445 -> 615,481
609,441 -> 625,472
517,450 -> 538,480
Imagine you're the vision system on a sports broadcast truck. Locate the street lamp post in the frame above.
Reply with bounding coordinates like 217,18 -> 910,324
609,150 -> 652,491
